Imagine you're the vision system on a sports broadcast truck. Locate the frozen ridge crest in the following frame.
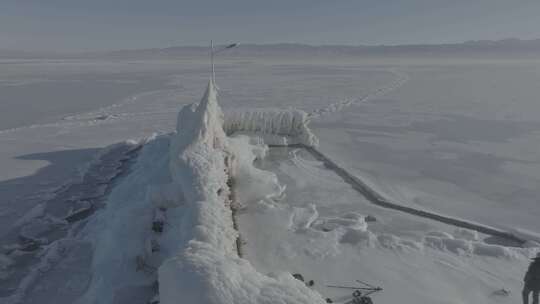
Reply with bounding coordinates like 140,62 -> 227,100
160,80 -> 325,304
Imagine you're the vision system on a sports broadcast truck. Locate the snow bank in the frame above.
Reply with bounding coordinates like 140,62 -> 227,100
160,81 -> 325,304
224,109 -> 319,147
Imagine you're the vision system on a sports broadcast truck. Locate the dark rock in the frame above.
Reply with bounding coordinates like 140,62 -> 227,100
365,215 -> 377,222
152,221 -> 164,233
292,273 -> 304,282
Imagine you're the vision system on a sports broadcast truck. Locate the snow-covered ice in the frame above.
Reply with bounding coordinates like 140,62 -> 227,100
311,62 -> 540,235
0,56 -> 539,303
237,147 -> 534,303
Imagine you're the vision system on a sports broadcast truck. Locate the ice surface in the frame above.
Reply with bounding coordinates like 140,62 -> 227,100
1,57 -> 540,303
238,147 -> 534,304
311,63 -> 540,234
4,59 -> 537,238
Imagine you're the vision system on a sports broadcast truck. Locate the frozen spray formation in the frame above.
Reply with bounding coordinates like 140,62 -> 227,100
224,109 -> 319,147
159,81 -> 324,304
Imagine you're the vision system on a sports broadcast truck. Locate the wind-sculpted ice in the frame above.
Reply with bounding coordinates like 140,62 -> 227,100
160,81 -> 325,304
224,109 -> 319,147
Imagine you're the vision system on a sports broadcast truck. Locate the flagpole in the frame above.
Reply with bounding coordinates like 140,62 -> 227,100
209,41 -> 238,87
211,40 -> 215,85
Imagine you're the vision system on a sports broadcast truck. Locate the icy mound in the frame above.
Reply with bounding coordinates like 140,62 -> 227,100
160,81 -> 324,304
224,109 -> 319,147
169,79 -> 230,205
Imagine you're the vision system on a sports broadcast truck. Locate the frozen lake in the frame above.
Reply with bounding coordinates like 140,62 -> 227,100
0,57 -> 539,241
312,62 -> 540,236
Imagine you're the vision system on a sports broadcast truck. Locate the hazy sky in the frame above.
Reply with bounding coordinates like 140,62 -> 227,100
2,0 -> 540,51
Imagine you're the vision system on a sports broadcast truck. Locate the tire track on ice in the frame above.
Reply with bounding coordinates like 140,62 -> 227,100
0,89 -> 179,136
0,110 -> 175,136
308,69 -> 409,118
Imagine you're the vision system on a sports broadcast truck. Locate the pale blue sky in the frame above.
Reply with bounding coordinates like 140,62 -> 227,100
2,0 -> 540,51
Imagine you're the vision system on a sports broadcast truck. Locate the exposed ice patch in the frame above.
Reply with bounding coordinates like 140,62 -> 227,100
472,243 -> 518,259
12,204 -> 46,228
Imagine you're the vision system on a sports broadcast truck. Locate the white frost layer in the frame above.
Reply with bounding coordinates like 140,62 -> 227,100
224,109 -> 319,147
160,81 -> 324,304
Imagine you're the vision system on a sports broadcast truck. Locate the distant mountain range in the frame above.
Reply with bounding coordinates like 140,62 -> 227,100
2,38 -> 540,59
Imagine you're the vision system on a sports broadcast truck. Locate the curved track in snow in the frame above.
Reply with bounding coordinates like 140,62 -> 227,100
308,69 -> 409,118
271,144 -> 527,246
0,89 -> 179,136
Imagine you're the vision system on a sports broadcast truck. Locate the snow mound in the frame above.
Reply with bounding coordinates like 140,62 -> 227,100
224,109 -> 319,147
227,135 -> 285,207
453,228 -> 479,241
160,242 -> 322,304
160,81 -> 325,304
423,233 -> 522,258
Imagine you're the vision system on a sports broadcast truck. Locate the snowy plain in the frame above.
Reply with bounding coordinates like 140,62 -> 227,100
0,55 -> 539,303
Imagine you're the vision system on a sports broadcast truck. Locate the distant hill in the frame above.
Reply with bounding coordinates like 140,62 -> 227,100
97,38 -> 540,59
2,38 -> 540,59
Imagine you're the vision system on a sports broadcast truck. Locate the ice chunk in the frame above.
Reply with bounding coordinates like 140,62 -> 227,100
65,201 -> 93,223
289,204 -> 319,231
453,228 -> 479,241
426,231 -> 454,239
340,228 -> 376,247
472,243 -> 516,259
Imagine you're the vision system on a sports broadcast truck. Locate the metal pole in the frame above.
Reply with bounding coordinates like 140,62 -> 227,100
210,41 -> 238,87
211,40 -> 215,85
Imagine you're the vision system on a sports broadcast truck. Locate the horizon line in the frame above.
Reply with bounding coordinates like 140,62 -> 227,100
2,37 -> 540,55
